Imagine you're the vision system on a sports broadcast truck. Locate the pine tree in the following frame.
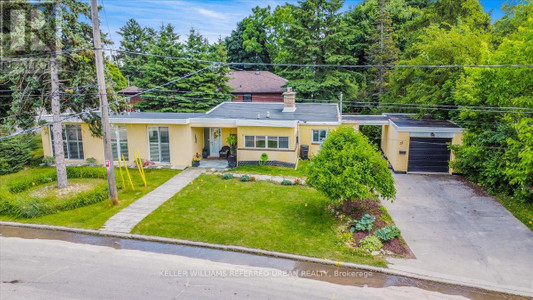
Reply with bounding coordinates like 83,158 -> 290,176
366,0 -> 399,102
117,19 -> 154,84
275,0 -> 360,101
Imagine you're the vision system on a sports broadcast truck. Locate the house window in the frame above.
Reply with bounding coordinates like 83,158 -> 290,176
111,126 -> 128,161
244,136 -> 289,149
243,94 -> 252,102
148,126 -> 170,163
312,129 -> 328,143
50,124 -> 84,160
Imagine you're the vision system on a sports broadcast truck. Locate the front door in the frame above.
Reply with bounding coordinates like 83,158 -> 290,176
209,128 -> 222,157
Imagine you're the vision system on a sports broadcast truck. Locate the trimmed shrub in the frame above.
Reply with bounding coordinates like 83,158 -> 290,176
359,235 -> 383,252
42,156 -> 55,165
222,173 -> 233,180
240,175 -> 251,182
0,134 -> 33,175
306,127 -> 395,202
281,179 -> 293,185
373,225 -> 401,242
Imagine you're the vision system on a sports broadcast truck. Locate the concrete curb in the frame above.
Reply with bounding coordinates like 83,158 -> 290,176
1,221 -> 531,298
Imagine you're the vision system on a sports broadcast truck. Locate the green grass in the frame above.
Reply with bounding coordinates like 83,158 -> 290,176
133,174 -> 385,266
0,167 -> 180,229
228,160 -> 310,178
495,194 -> 533,231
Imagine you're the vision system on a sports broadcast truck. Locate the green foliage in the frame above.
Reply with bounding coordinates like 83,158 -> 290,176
281,179 -> 293,186
307,127 -> 395,202
260,153 -> 269,165
86,157 -> 97,165
222,173 -> 233,180
351,214 -> 376,232
225,7 -> 274,70
450,6 -> 533,202
240,174 -> 251,182
0,0 -> 119,134
42,156 -> 55,165
359,235 -> 383,252
119,24 -> 231,112
106,63 -> 128,91
3,185 -> 108,218
6,167 -> 106,194
0,134 -> 33,175
373,225 -> 401,241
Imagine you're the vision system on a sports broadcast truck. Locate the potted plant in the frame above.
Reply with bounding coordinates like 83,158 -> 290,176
202,147 -> 209,159
192,153 -> 201,167
226,135 -> 237,168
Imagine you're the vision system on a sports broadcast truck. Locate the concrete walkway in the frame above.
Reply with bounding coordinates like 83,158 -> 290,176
101,168 -> 204,233
383,173 -> 533,295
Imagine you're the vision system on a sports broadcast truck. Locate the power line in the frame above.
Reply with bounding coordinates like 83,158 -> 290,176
0,65 -> 215,141
107,48 -> 533,69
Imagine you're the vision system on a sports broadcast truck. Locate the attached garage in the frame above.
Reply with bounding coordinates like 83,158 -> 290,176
407,137 -> 452,173
380,115 -> 463,174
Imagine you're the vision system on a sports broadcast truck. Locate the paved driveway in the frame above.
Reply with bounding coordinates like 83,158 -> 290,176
382,174 -> 533,295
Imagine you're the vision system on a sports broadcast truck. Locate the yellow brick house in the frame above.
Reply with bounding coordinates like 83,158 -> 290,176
41,91 -> 463,173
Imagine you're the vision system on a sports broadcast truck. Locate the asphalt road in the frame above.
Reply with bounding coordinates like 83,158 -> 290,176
0,237 -> 465,300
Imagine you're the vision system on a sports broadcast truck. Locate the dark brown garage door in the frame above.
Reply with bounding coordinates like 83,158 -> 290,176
408,137 -> 452,173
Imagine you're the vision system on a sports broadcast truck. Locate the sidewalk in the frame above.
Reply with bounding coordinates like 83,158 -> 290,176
101,168 -> 204,233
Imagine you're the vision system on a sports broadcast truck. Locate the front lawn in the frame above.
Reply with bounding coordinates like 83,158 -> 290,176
0,167 -> 180,229
132,174 -> 385,266
228,159 -> 310,178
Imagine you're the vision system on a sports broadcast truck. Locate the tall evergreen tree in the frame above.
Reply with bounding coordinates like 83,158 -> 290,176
117,19 -> 154,84
275,0 -> 360,101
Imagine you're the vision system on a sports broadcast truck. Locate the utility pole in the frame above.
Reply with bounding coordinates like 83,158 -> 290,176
378,0 -> 385,100
90,0 -> 118,204
339,92 -> 343,121
50,0 -> 68,188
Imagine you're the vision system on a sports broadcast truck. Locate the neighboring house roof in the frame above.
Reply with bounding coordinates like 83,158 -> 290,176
388,115 -> 461,129
204,102 -> 339,123
118,86 -> 142,94
227,71 -> 288,94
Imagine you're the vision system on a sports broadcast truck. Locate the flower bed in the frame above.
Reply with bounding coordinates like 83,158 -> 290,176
337,199 -> 411,256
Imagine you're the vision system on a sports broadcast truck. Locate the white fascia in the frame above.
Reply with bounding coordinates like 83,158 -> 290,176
299,121 -> 340,126
390,120 -> 464,133
109,118 -> 189,125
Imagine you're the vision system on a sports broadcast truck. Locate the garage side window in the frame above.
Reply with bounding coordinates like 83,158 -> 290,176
50,124 -> 84,160
111,126 -> 128,161
148,127 -> 170,163
312,129 -> 328,143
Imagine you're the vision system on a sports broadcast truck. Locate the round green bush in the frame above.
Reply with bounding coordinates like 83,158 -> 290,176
222,173 -> 233,180
306,126 -> 395,202
281,179 -> 293,185
240,174 -> 251,182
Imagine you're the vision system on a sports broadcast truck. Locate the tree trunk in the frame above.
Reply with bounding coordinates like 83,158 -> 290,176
50,53 -> 68,188
50,0 -> 67,188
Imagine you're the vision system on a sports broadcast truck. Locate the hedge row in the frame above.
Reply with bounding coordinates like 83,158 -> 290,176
0,185 -> 109,218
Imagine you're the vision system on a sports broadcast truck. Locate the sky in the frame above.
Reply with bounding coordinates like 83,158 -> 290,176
100,0 -> 507,45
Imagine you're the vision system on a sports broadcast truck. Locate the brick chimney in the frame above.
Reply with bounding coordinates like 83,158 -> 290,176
282,87 -> 296,113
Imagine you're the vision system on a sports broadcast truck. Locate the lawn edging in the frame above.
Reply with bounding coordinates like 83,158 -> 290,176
1,221 -> 530,298
210,171 -> 306,185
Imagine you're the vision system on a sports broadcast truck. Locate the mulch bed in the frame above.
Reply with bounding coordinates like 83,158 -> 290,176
339,199 -> 411,257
